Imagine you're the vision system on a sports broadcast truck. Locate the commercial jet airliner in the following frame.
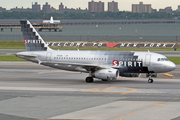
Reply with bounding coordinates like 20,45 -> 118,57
16,20 -> 176,83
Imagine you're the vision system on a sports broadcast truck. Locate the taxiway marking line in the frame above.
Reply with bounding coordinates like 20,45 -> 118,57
164,73 -> 174,77
151,104 -> 166,106
0,82 -> 137,94
115,106 -> 152,120
115,98 -> 178,120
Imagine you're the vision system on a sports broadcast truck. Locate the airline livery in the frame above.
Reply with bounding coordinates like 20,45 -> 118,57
16,20 -> 176,83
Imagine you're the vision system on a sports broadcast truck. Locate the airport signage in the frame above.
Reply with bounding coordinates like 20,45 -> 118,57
46,42 -> 176,48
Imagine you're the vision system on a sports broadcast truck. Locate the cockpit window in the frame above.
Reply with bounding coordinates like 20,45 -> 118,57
157,58 -> 169,61
164,58 -> 169,61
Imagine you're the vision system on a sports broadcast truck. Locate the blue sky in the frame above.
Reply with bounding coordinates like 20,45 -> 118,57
0,0 -> 179,11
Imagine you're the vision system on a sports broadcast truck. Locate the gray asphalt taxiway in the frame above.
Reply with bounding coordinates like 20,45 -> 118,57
0,62 -> 180,120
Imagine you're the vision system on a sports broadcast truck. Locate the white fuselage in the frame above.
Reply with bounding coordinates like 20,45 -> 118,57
17,50 -> 176,74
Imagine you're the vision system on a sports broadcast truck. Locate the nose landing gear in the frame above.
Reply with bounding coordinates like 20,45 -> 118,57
148,74 -> 153,83
148,78 -> 153,83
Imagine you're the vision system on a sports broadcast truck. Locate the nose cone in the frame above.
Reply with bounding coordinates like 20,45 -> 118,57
167,61 -> 176,71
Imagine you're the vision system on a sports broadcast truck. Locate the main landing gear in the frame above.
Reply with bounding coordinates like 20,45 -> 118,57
148,74 -> 153,83
85,77 -> 94,83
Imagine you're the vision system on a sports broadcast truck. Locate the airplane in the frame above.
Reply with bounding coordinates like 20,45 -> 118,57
43,16 -> 60,24
16,20 -> 176,83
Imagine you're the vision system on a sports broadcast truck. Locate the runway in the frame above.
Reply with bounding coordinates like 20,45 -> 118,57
0,62 -> 180,120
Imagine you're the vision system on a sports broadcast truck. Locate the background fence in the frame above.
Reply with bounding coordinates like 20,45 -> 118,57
0,35 -> 180,42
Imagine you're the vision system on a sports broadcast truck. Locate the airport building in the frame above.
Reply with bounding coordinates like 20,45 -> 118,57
32,2 -> 41,12
42,2 -> 50,13
88,0 -> 104,13
132,2 -> 152,13
108,1 -> 119,12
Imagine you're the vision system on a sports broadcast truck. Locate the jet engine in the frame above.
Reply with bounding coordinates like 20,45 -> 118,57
120,73 -> 140,77
92,69 -> 119,80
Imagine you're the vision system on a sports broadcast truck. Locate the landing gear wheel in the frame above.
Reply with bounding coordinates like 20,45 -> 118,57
148,79 -> 153,83
86,77 -> 94,83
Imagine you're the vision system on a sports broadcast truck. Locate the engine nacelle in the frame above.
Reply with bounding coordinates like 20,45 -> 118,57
120,73 -> 140,77
92,69 -> 119,80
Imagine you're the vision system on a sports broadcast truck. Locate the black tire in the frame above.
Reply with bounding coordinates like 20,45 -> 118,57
86,77 -> 93,83
148,79 -> 153,83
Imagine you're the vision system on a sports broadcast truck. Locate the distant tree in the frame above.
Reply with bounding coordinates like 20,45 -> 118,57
0,11 -> 175,19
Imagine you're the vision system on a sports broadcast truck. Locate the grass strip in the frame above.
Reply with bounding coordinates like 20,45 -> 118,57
0,56 -> 180,64
0,55 -> 26,61
168,57 -> 180,64
0,41 -> 25,49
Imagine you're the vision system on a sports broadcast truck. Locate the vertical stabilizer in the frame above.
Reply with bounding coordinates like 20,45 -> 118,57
20,20 -> 52,51
50,16 -> 54,23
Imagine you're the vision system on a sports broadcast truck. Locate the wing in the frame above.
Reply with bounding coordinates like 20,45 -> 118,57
16,52 -> 112,72
42,61 -> 111,71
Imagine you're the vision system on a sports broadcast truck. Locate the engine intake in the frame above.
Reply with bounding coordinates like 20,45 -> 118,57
92,69 -> 119,80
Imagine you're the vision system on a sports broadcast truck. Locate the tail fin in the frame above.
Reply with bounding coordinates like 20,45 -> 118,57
50,16 -> 54,23
20,20 -> 52,51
